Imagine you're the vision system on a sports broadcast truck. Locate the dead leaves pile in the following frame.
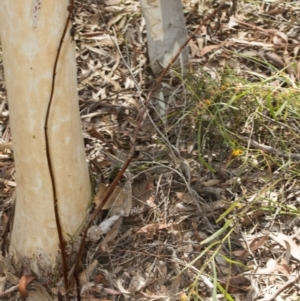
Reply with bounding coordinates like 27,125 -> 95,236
74,0 -> 300,299
1,0 -> 300,300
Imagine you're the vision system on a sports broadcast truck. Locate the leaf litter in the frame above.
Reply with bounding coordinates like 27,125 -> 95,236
1,0 -> 300,300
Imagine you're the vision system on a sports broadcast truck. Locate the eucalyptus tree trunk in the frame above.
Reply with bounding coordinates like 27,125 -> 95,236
140,0 -> 189,75
0,0 -> 91,277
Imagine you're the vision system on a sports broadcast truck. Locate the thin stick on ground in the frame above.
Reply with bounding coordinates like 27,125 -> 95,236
0,285 -> 19,298
265,273 -> 300,301
230,132 -> 300,160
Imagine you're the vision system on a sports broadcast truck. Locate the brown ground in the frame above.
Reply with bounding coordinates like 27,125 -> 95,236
1,0 -> 300,300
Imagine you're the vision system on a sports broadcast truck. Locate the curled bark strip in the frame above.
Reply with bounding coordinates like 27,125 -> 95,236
19,275 -> 35,298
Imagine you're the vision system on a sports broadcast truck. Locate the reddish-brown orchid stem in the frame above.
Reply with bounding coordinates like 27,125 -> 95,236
72,0 -> 225,295
45,0 -> 74,296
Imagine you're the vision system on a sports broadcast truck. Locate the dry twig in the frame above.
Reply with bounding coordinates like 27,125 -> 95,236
230,132 -> 300,160
265,273 -> 300,301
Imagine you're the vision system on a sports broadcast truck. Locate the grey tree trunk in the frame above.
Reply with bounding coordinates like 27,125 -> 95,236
0,0 -> 91,277
140,0 -> 189,75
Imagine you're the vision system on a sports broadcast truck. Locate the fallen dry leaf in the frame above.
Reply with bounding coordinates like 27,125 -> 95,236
94,184 -> 125,209
269,232 -> 300,261
200,45 -> 221,57
232,235 -> 268,258
79,260 -> 98,290
136,223 -> 168,238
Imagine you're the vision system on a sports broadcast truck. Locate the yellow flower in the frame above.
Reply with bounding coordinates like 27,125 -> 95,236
232,149 -> 242,157
180,292 -> 189,301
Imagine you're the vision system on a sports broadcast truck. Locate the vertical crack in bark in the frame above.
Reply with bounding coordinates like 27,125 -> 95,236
44,0 -> 74,296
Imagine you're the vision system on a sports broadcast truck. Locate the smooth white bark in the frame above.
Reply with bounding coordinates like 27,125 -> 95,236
140,0 -> 189,75
0,0 -> 91,274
